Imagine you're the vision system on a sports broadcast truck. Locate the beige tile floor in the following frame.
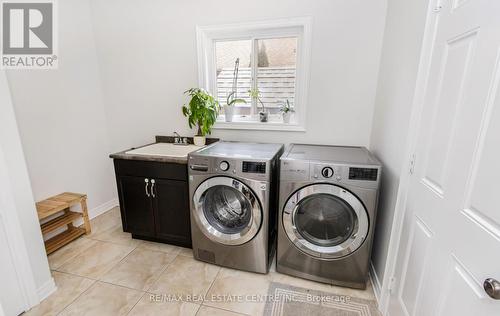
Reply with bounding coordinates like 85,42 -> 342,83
25,207 -> 377,316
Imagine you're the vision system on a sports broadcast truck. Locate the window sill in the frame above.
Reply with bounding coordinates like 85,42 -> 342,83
213,120 -> 306,132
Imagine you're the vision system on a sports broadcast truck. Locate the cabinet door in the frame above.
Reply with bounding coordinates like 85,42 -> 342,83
152,179 -> 191,247
118,176 -> 155,237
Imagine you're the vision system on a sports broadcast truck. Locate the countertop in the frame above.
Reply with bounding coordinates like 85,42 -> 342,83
109,136 -> 219,164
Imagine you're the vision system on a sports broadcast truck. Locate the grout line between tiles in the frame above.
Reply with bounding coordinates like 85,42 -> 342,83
54,278 -> 98,316
54,243 -> 136,282
52,270 -> 96,282
51,269 -> 99,281
83,236 -> 183,292
198,305 -> 251,316
138,241 -> 185,256
201,267 -> 222,305
91,240 -> 139,281
143,261 -> 173,293
84,233 -> 142,248
135,242 -> 185,257
192,302 -> 202,316
97,279 -> 148,293
48,237 -> 99,271
194,303 -> 203,316
124,291 -> 148,316
56,281 -> 145,316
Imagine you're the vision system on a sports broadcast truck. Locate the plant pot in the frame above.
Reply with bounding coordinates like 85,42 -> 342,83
259,111 -> 269,123
282,112 -> 291,124
224,105 -> 234,122
193,135 -> 206,146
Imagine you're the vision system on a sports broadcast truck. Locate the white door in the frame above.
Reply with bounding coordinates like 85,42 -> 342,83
388,0 -> 500,315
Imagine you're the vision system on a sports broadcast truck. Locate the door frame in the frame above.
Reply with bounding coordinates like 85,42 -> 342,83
376,0 -> 442,313
0,71 -> 46,312
0,147 -> 40,311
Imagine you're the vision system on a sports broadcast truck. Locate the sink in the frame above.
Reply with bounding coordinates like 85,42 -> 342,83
125,143 -> 200,158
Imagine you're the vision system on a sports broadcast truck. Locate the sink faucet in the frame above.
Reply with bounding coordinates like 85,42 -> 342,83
173,132 -> 188,145
173,131 -> 181,142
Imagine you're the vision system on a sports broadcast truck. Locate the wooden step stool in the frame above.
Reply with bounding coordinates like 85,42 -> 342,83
36,192 -> 91,255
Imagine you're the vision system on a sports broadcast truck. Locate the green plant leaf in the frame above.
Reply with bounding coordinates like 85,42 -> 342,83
227,98 -> 246,107
181,88 -> 220,136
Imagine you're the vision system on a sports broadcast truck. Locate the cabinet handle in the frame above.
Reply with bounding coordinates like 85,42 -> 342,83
151,179 -> 156,198
144,178 -> 150,197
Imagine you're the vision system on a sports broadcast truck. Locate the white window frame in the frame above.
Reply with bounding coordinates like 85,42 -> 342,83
196,17 -> 312,132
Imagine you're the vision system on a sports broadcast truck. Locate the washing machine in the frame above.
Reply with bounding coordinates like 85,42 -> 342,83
188,141 -> 284,273
277,144 -> 382,289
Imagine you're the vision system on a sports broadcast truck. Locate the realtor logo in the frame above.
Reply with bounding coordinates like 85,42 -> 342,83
1,0 -> 57,69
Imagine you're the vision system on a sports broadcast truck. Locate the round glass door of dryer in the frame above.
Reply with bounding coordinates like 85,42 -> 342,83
282,184 -> 369,259
193,176 -> 262,245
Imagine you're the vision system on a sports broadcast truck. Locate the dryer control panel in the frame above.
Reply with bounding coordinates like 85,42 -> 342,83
280,160 -> 380,188
311,164 -> 342,181
348,167 -> 378,181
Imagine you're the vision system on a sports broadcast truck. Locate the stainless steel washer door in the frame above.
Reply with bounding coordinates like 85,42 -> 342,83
283,184 -> 369,259
193,176 -> 262,246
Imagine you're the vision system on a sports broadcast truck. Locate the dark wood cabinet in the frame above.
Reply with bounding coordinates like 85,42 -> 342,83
113,159 -> 192,248
153,179 -> 191,245
119,176 -> 155,237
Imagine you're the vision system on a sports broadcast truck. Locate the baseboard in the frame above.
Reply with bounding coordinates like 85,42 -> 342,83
37,277 -> 57,302
369,261 -> 382,305
88,198 -> 119,219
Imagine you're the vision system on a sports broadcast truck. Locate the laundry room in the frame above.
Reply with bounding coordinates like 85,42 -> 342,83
1,0 -> 499,315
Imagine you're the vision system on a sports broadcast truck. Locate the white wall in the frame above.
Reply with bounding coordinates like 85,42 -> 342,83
7,0 -> 116,213
90,0 -> 387,151
369,0 -> 430,287
0,71 -> 54,305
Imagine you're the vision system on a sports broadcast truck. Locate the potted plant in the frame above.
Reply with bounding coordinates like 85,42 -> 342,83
249,88 -> 268,122
224,58 -> 246,122
181,88 -> 219,146
279,99 -> 295,123
225,91 -> 246,122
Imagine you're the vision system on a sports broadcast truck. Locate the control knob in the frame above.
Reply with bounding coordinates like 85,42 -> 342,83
219,161 -> 230,171
321,167 -> 334,178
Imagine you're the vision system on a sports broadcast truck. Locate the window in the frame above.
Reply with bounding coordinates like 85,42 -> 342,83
197,17 -> 311,131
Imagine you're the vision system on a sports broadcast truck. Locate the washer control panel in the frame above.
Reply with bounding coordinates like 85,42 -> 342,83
189,156 -> 271,180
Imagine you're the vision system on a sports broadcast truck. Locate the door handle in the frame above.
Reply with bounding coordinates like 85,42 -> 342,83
484,278 -> 500,299
144,178 -> 150,197
151,179 -> 156,198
